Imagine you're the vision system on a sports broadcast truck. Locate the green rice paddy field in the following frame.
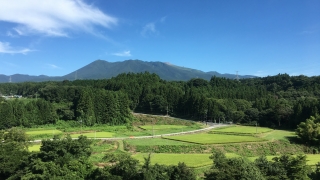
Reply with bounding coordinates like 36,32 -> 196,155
26,130 -> 63,135
139,125 -> 188,130
125,138 -> 193,146
24,123 -> 312,169
163,133 -> 266,144
212,126 -> 273,134
70,132 -> 114,138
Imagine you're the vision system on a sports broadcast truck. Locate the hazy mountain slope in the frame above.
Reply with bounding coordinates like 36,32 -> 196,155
0,60 -> 256,83
62,60 -> 255,81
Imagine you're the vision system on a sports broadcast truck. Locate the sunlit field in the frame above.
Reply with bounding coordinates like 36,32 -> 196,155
260,130 -> 297,141
125,138 -> 193,146
163,133 -> 266,144
70,132 -> 114,138
132,153 -> 240,168
139,125 -> 188,130
26,130 -> 63,135
132,153 -> 212,167
28,144 -> 41,152
212,126 -> 273,134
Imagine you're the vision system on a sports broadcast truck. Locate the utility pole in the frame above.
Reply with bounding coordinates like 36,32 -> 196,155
235,71 -> 239,82
166,105 -> 169,116
152,119 -> 154,137
204,109 -> 208,125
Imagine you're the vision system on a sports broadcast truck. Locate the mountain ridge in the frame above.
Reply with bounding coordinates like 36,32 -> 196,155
0,59 -> 256,83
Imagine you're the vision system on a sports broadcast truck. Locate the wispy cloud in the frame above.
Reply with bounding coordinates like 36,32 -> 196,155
47,64 -> 61,69
141,23 -> 157,37
0,0 -> 117,37
112,50 -> 132,57
141,16 -> 167,37
160,16 -> 167,23
0,41 -> 32,54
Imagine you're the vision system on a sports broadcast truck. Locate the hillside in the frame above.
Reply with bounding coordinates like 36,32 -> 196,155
0,60 -> 256,83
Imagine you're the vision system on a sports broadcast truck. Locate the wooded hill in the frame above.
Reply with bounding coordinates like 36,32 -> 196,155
0,72 -> 319,130
0,59 -> 256,83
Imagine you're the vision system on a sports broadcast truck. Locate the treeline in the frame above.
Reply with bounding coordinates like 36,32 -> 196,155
0,72 -> 320,129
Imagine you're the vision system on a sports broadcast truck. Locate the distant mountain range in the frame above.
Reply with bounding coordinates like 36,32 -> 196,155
0,60 -> 256,83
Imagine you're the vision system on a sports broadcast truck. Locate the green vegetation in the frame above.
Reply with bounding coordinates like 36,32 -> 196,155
26,129 -> 63,135
132,153 -> 212,167
260,129 -> 296,141
1,73 -> 320,179
139,125 -> 188,130
28,144 -> 41,152
164,133 -> 266,144
212,125 -> 273,134
70,132 -> 114,138
125,138 -> 192,146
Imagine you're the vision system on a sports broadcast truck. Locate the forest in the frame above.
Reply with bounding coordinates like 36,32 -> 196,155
0,72 -> 319,130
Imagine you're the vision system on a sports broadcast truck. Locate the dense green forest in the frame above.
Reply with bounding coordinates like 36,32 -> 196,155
0,72 -> 320,130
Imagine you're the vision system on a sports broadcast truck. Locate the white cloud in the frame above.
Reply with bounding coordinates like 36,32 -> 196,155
47,64 -> 61,69
141,23 -> 157,37
0,41 -> 32,54
112,50 -> 132,57
0,0 -> 117,37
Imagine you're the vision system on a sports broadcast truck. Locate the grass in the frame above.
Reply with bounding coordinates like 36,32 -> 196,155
28,144 -> 41,152
260,129 -> 297,141
163,133 -> 266,144
139,125 -> 188,130
70,132 -> 114,138
305,154 -> 320,166
125,138 -> 193,146
132,153 -> 212,168
212,126 -> 273,134
89,140 -> 115,164
132,153 -> 240,168
26,130 -> 63,135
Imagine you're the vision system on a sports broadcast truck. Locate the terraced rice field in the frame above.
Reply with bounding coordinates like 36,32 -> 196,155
28,144 -> 41,152
139,125 -> 188,130
26,130 -> 63,135
132,153 -> 239,167
163,133 -> 266,144
125,138 -> 193,146
212,126 -> 273,134
70,132 -> 114,138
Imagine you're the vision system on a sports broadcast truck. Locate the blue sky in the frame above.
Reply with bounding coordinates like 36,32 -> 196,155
0,0 -> 319,77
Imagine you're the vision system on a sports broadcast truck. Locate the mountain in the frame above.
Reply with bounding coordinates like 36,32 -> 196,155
0,74 -> 57,83
0,60 -> 256,83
